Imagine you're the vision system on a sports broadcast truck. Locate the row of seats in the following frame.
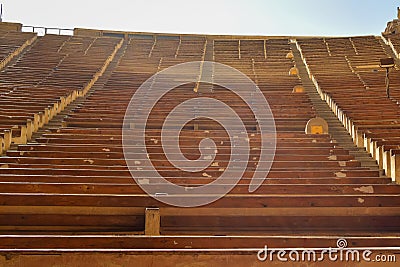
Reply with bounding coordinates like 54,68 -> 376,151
0,33 -> 123,153
0,30 -> 36,70
297,35 -> 400,182
0,34 -> 399,241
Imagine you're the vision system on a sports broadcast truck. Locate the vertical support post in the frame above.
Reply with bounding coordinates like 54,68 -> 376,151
385,67 -> 390,98
145,208 -> 160,236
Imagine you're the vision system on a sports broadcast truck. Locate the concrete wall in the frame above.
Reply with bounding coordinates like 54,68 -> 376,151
0,22 -> 22,32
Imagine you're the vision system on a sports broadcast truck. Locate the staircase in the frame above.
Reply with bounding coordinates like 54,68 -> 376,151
196,38 -> 214,93
290,43 -> 382,172
26,39 -> 128,144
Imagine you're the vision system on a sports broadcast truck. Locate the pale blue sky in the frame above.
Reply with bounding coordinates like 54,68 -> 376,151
1,0 -> 399,36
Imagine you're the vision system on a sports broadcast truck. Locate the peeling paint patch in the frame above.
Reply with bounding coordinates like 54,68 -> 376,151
335,172 -> 346,178
134,161 -> 141,165
202,172 -> 212,178
0,164 -> 9,169
150,138 -> 158,144
218,168 -> 225,172
357,198 -> 365,204
328,155 -> 337,160
354,186 -> 374,194
312,139 -> 317,143
138,178 -> 150,185
203,155 -> 212,160
339,161 -> 346,167
211,162 -> 219,167
84,159 -> 94,165
102,148 -> 110,152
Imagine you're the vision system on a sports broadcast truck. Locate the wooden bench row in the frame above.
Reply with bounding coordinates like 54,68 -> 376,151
1,36 -> 399,238
297,36 -> 400,183
0,35 -> 124,154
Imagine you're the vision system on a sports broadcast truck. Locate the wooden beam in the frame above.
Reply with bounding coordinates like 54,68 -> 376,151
145,208 -> 160,236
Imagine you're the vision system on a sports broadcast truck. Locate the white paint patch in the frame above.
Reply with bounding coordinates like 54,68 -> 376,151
211,162 -> 219,167
102,148 -> 110,152
312,139 -> 317,143
354,186 -> 374,194
219,168 -> 225,172
84,159 -> 94,165
202,172 -> 212,178
134,161 -> 141,165
328,155 -> 337,160
335,172 -> 346,178
339,161 -> 346,167
357,198 -> 365,204
138,178 -> 150,185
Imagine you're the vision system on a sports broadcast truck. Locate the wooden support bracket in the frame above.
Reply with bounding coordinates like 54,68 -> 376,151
383,150 -> 392,178
12,125 -> 27,145
26,119 -> 33,141
391,153 -> 400,184
0,136 -> 4,154
2,130 -> 11,152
